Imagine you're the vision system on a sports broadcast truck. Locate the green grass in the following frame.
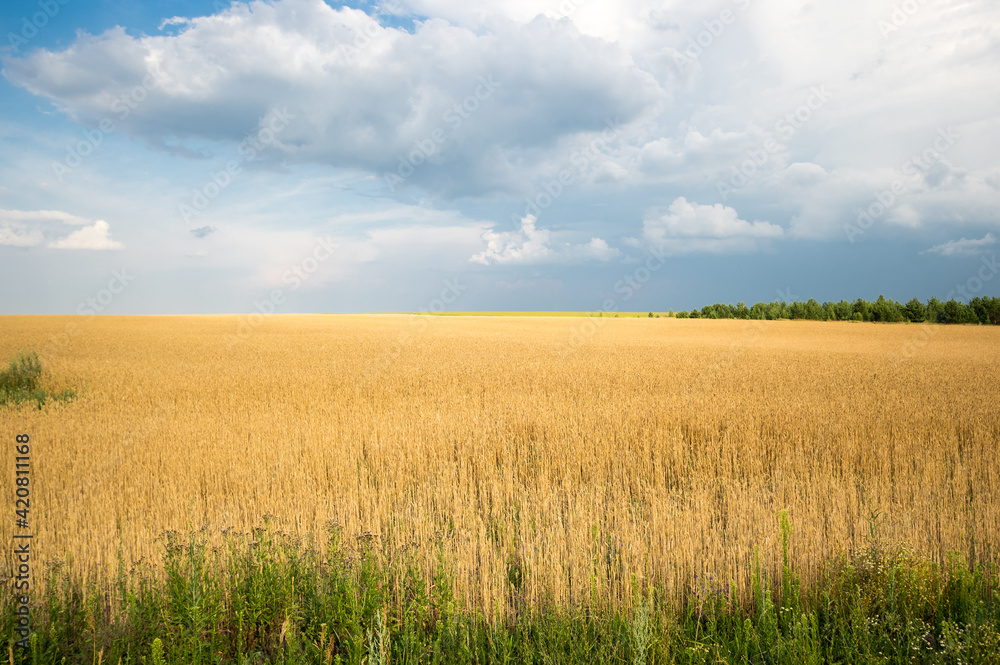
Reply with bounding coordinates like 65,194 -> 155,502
3,514 -> 998,664
0,351 -> 76,409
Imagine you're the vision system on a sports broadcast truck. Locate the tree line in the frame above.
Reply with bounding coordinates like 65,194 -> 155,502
672,295 -> 1000,324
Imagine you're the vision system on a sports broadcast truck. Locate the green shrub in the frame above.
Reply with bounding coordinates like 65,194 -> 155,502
0,350 -> 42,393
0,350 -> 77,409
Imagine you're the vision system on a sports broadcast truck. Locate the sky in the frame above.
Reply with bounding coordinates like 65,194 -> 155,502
1,0 -> 998,315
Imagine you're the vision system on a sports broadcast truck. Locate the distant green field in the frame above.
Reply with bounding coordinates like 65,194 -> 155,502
410,311 -> 677,317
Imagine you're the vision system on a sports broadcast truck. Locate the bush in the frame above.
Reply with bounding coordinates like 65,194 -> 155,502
0,350 -> 42,394
0,350 -> 76,409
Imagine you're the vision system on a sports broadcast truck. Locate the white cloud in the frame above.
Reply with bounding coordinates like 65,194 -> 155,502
4,0 -> 664,198
3,0 -> 1000,318
0,223 -> 44,247
186,204 -> 492,289
782,162 -> 828,187
573,237 -> 620,262
471,214 -> 619,265
635,197 -> 783,254
886,204 -> 921,228
923,233 -> 996,257
0,208 -> 117,248
0,209 -> 89,225
471,215 -> 552,265
48,220 -> 124,250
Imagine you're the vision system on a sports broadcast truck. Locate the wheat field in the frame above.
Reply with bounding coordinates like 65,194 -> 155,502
1,314 -> 998,618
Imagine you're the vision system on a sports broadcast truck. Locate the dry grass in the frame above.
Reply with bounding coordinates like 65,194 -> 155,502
1,314 -> 998,618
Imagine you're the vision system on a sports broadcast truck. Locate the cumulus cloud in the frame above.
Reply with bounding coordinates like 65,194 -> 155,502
3,0 -> 664,198
470,215 -> 619,265
0,223 -> 44,247
0,209 -> 90,225
923,233 -> 996,257
48,220 -> 124,250
634,197 -> 783,254
3,0 -> 999,270
0,209 -> 122,249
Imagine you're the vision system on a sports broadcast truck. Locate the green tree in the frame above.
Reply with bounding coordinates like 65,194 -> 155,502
833,300 -> 854,321
871,295 -> 904,323
983,297 -> 1000,324
903,297 -> 927,322
714,302 -> 734,319
852,298 -> 872,322
942,299 -> 979,324
804,298 -> 824,320
926,297 -> 944,323
968,296 -> 1000,325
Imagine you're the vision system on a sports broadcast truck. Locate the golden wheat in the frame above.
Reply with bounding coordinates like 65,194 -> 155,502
1,314 -> 998,617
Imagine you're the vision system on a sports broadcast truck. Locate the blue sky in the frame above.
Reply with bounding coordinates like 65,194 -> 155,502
1,0 -> 998,314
